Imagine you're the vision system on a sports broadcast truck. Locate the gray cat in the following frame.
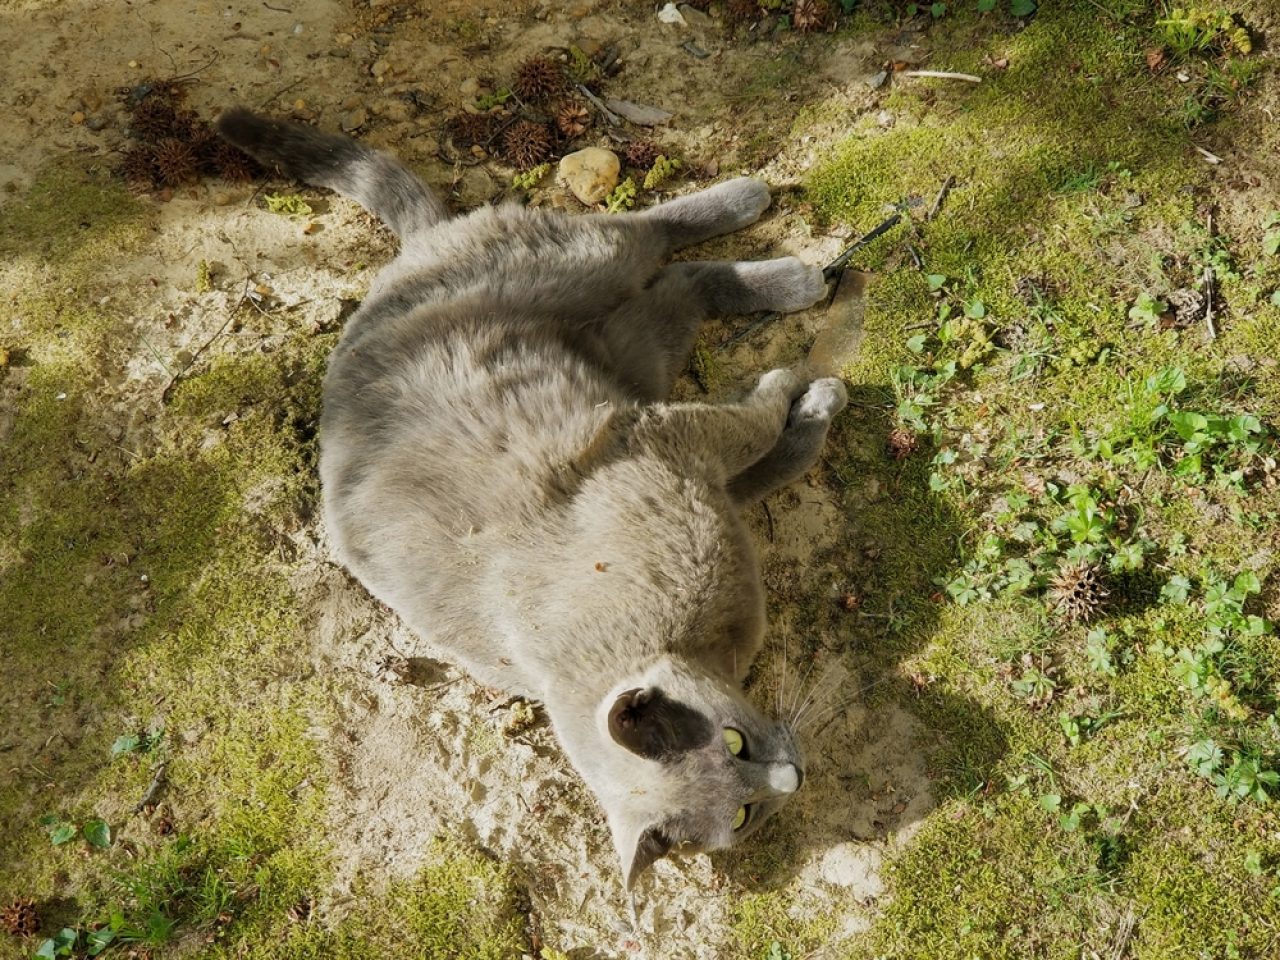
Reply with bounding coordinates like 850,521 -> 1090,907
216,108 -> 848,889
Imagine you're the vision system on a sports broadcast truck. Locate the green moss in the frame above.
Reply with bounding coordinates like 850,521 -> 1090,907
732,888 -> 838,960
268,840 -> 526,959
0,160 -> 149,265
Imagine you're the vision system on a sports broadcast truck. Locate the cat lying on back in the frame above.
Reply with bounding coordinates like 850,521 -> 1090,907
216,107 -> 848,889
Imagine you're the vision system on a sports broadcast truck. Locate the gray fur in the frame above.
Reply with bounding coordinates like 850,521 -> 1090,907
217,108 -> 848,890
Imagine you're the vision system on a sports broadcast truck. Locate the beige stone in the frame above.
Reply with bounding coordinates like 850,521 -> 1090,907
557,147 -> 620,206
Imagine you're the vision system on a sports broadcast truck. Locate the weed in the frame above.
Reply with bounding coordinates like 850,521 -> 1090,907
263,193 -> 313,216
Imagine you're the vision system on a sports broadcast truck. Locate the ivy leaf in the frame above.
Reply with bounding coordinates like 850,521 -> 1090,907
926,273 -> 948,292
50,824 -> 77,845
1010,0 -> 1036,14
83,819 -> 111,849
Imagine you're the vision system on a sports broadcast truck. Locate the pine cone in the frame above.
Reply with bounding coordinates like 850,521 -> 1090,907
446,111 -> 496,148
1,898 -> 39,938
556,101 -> 590,138
151,137 -> 199,186
1048,560 -> 1108,623
792,0 -> 836,32
886,427 -> 919,460
501,120 -> 553,170
623,139 -> 662,172
513,56 -> 567,103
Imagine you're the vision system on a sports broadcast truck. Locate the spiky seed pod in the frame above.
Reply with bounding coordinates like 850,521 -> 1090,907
1,898 -> 39,937
168,109 -> 202,139
726,0 -> 762,22
512,55 -> 566,103
792,0 -> 836,32
886,427 -> 919,460
151,137 -> 199,186
120,146 -> 159,187
128,96 -> 178,139
188,123 -> 221,170
1048,560 -> 1109,623
210,141 -> 259,183
555,101 -> 590,138
446,111 -> 496,148
501,120 -> 553,171
622,139 -> 662,172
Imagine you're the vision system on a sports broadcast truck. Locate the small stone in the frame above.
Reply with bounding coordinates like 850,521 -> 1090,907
335,32 -> 354,45
470,144 -> 486,159
86,116 -> 109,131
341,95 -> 363,111
293,98 -> 307,111
657,2 -> 686,24
558,147 -> 620,206
459,77 -> 480,97
70,111 -> 86,124
371,58 -> 390,78
341,108 -> 367,132
877,110 -> 894,128
679,4 -> 712,27
128,59 -> 140,69
329,48 -> 350,58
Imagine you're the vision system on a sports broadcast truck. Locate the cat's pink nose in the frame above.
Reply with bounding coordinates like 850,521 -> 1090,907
769,763 -> 801,794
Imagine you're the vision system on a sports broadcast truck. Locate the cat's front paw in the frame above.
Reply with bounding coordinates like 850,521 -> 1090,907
752,257 -> 828,313
755,367 -> 807,404
789,377 -> 848,424
714,177 -> 773,228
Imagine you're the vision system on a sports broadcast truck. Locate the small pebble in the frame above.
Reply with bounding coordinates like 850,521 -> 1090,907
128,59 -> 140,68
341,107 -> 366,131
459,77 -> 480,97
70,111 -> 85,124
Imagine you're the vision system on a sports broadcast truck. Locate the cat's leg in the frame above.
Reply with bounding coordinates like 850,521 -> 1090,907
636,178 -> 774,251
601,259 -> 826,398
727,378 -> 848,503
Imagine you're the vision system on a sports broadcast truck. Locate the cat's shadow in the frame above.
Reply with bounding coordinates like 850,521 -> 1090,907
709,382 -> 1008,892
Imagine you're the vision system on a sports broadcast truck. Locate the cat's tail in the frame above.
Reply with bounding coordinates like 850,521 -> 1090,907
215,106 -> 447,238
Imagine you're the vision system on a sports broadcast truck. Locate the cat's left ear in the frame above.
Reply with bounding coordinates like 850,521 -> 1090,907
608,810 -> 675,891
607,687 -> 713,760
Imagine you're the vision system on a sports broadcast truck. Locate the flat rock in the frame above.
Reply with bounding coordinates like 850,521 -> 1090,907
604,98 -> 673,126
558,147 -> 620,206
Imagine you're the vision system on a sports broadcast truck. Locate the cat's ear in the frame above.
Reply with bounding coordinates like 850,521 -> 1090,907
607,687 -> 713,760
608,810 -> 676,891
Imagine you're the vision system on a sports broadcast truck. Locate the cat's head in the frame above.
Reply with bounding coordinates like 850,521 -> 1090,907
585,658 -> 803,890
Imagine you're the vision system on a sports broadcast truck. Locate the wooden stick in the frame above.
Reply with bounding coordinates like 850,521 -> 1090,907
900,70 -> 982,83
926,175 -> 956,222
575,83 -> 621,126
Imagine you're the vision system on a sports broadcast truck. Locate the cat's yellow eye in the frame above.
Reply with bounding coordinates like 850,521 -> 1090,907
732,805 -> 748,831
723,727 -> 745,756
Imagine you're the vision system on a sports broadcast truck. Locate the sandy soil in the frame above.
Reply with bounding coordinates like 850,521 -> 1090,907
1,1 -> 936,955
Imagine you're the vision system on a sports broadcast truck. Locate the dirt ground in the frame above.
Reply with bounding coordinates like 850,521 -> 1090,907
1,1 -> 937,956
6,1 -> 1280,958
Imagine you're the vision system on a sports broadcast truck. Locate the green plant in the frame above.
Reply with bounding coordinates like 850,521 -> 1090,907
605,177 -> 637,213
511,162 -> 551,190
1128,291 -> 1168,326
1263,212 -> 1280,257
1156,7 -> 1252,58
263,193 -> 313,216
642,155 -> 681,190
